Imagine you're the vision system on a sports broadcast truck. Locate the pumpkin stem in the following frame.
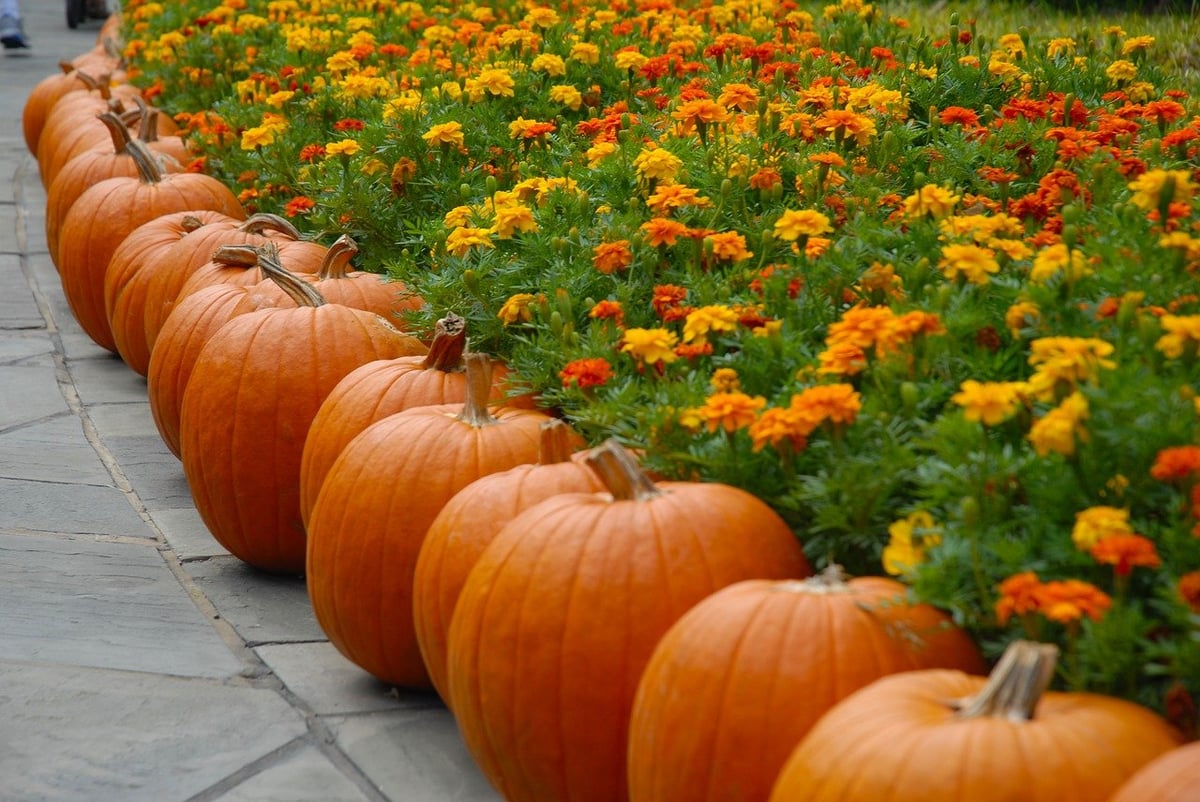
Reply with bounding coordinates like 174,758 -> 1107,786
953,640 -> 1058,722
58,60 -> 75,75
124,138 -> 164,185
537,419 -> 576,465
97,110 -> 132,155
456,352 -> 500,427
256,243 -> 327,308
238,213 -> 302,240
74,70 -> 102,92
135,100 -> 163,143
585,439 -> 663,502
800,564 -> 852,592
317,235 -> 359,279
420,313 -> 467,372
180,215 -> 209,234
211,243 -> 261,268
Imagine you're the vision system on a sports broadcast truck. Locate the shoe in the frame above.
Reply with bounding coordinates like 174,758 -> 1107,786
0,16 -> 29,49
87,0 -> 109,18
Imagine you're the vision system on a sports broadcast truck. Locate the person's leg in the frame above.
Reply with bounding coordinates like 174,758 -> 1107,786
0,0 -> 30,49
0,0 -> 19,19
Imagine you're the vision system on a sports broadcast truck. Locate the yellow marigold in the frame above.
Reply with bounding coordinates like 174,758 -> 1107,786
882,511 -> 941,576
774,209 -> 833,241
706,231 -> 753,263
692,392 -> 767,434
938,243 -> 1000,284
1072,506 -> 1133,551
817,341 -> 868,376
903,184 -> 960,220
952,380 -> 1027,426
586,141 -> 617,167
443,205 -> 474,229
1027,337 -> 1115,400
445,226 -> 494,257
997,33 -> 1026,58
496,293 -> 537,325
1046,37 -> 1076,58
621,328 -> 679,365
1121,35 -> 1155,55
570,41 -> 600,64
1028,392 -> 1089,457
422,121 -> 465,149
549,84 -> 582,110
1030,243 -> 1090,284
324,139 -> 360,158
264,90 -> 295,108
491,204 -> 537,238
614,49 -> 649,71
531,53 -> 566,77
672,98 -> 730,132
826,305 -> 895,349
1156,315 -> 1200,359
710,368 -> 741,392
634,148 -> 683,183
473,67 -> 516,98
1106,59 -> 1138,83
239,125 -> 276,150
1006,301 -> 1040,337
1128,168 -> 1196,212
683,305 -> 740,343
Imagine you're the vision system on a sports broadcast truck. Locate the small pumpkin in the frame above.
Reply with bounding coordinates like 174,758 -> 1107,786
306,353 -> 553,688
445,441 -> 812,802
179,245 -> 426,573
628,567 -> 986,802
769,640 -> 1183,802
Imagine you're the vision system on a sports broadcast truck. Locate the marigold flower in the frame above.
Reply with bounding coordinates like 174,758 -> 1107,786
621,328 -> 679,365
691,392 -> 766,434
592,240 -> 633,274
651,285 -> 688,318
717,82 -> 758,112
683,305 -> 740,343
473,67 -> 516,97
706,231 -> 753,263
1156,315 -> 1200,359
1036,579 -> 1112,624
789,383 -> 861,429
774,209 -> 833,241
422,121 -> 466,149
1028,392 -> 1089,457
324,139 -> 360,158
952,380 -> 1027,426
1106,59 -> 1138,83
560,357 -> 614,389
283,195 -> 314,217
1090,534 -> 1161,577
817,341 -> 868,376
240,125 -> 276,150
1027,337 -> 1116,400
938,243 -> 1000,285
1030,243 -> 1091,284
641,217 -> 689,248
1128,168 -> 1196,212
938,106 -> 980,127
749,406 -> 811,453
645,183 -> 711,215
710,368 -> 741,393
813,108 -> 877,146
1151,446 -> 1200,482
491,204 -> 538,238
1072,505 -> 1132,550
588,300 -> 624,325
298,144 -> 326,162
497,293 -> 537,325
672,98 -> 730,130
445,226 -> 494,257
903,184 -> 960,220
882,511 -> 941,576
634,148 -> 683,183
531,53 -> 566,77
995,571 -> 1043,626
1179,571 -> 1200,613
549,84 -> 582,110
614,49 -> 649,72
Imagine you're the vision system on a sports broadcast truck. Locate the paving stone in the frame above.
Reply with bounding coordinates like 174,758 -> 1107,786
153,505 -> 231,560
0,414 -> 112,485
213,745 -> 371,802
0,252 -> 43,329
255,641 -> 434,716
187,556 -> 326,646
0,532 -> 244,677
86,401 -> 161,438
0,360 -> 68,429
0,475 -> 150,536
328,709 -> 501,802
0,330 -> 53,364
103,434 -> 193,509
0,659 -> 307,802
67,354 -> 149,405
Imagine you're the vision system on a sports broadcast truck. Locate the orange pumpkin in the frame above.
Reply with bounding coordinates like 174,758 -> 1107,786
298,313 -> 517,526
413,418 -> 603,702
306,353 -> 553,688
22,62 -> 113,157
179,245 -> 426,573
769,640 -> 1183,802
628,568 -> 986,802
308,234 -> 424,324
36,77 -> 141,189
446,441 -> 812,802
1110,740 -> 1200,802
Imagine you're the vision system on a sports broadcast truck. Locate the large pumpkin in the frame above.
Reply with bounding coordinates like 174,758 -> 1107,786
306,353 -> 552,688
308,234 -> 424,324
1110,740 -> 1200,802
445,441 -> 812,802
769,640 -> 1183,802
36,77 -> 141,189
179,245 -> 426,573
412,418 -> 602,703
298,313 -> 517,526
23,62 -> 112,155
628,568 -> 986,802
56,140 -> 243,353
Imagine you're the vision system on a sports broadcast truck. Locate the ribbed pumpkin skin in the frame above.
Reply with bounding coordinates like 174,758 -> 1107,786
768,669 -> 1183,802
147,281 -> 296,458
36,86 -> 141,188
179,306 -> 427,573
445,484 -> 812,802
23,68 -> 96,155
57,173 -> 243,353
306,401 -> 551,688
628,576 -> 987,802
1110,741 -> 1200,802
104,211 -> 239,375
297,357 -> 515,527
413,453 -> 603,703
46,141 -> 147,268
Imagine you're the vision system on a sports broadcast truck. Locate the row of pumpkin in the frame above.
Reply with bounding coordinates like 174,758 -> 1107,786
21,19 -> 1199,802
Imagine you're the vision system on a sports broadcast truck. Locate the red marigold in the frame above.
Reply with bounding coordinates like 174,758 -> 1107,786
283,196 -> 315,217
1151,445 -> 1200,482
299,144 -> 327,162
559,357 -> 614,389
1179,570 -> 1200,613
651,284 -> 689,318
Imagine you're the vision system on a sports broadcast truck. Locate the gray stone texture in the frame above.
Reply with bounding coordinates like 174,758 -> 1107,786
187,556 -> 326,645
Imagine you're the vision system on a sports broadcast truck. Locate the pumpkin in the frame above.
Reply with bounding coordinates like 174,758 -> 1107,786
36,76 -> 140,189
1110,740 -> 1200,802
143,214 -> 325,351
146,246 -> 304,458
179,245 -> 426,573
308,234 -> 424,323
306,353 -> 552,688
56,140 -> 244,353
132,101 -> 190,168
768,640 -> 1183,802
22,62 -> 114,156
445,441 -> 812,802
412,418 -> 602,703
627,567 -> 986,802
298,313 -> 518,526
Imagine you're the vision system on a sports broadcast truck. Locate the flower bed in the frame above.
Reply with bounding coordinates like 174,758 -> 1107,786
117,0 -> 1200,726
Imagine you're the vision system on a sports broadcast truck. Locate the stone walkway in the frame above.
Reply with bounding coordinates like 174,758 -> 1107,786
0,6 -> 497,801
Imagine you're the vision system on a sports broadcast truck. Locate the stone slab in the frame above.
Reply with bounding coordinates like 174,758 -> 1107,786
329,709 -> 501,802
102,434 -> 192,509
0,532 -> 244,678
214,744 -> 371,802
0,475 -> 150,536
255,641 -> 432,716
0,360 -> 68,430
86,401 -> 161,438
0,252 -> 43,329
0,331 -> 53,364
67,354 -> 149,405
0,659 -> 307,802
187,556 -> 326,646
0,414 -> 112,485
153,505 -> 231,560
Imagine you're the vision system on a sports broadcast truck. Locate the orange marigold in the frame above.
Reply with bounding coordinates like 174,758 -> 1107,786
589,300 -> 624,325
789,383 -> 861,429
593,240 -> 633,274
1036,579 -> 1112,624
995,571 -> 1043,626
691,392 -> 766,433
1179,571 -> 1200,613
1089,534 -> 1162,576
1150,445 -> 1200,482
